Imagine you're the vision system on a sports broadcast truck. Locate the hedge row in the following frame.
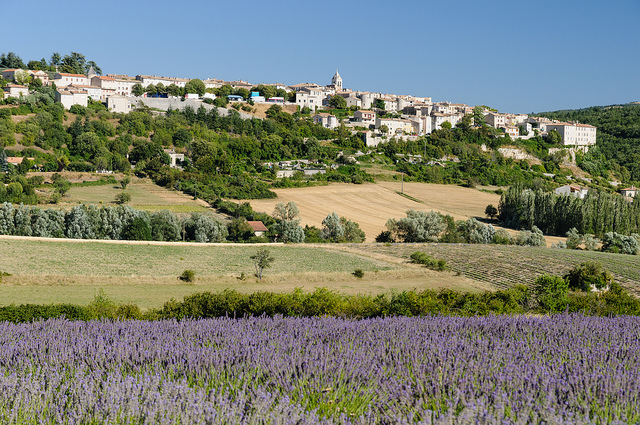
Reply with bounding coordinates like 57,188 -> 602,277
1,285 -> 639,323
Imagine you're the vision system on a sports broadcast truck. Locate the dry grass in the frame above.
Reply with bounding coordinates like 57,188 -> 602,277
0,237 -> 488,309
38,177 -> 215,215
0,268 -> 488,310
243,182 -> 502,242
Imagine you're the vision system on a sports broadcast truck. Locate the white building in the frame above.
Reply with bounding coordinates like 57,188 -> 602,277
545,121 -> 597,149
376,117 -> 411,135
313,113 -> 338,129
53,73 -> 88,87
296,87 -> 326,111
353,110 -> 376,126
431,113 -> 462,131
3,84 -> 29,97
330,70 -> 342,91
55,87 -> 88,110
107,96 -> 132,114
164,149 -> 185,168
136,75 -> 189,88
555,184 -> 589,199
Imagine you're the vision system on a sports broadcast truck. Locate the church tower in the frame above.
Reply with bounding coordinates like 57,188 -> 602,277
331,70 -> 342,91
87,65 -> 97,80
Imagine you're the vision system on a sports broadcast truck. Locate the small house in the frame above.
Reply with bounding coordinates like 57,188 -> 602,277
247,221 -> 268,237
3,84 -> 29,97
555,184 -> 589,199
620,186 -> 638,198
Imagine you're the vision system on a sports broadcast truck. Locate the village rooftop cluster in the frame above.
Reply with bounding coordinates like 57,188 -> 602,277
2,67 -> 597,149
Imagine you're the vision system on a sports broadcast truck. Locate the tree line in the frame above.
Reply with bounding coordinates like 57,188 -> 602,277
498,184 -> 640,237
0,203 -> 227,242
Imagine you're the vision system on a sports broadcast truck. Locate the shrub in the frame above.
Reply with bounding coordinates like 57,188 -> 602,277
179,269 -> 195,282
532,274 -> 569,312
353,269 -> 364,278
492,228 -> 513,245
122,216 -> 152,241
514,225 -> 546,246
115,192 -> 132,204
601,232 -> 639,255
410,251 -> 447,271
564,261 -> 613,292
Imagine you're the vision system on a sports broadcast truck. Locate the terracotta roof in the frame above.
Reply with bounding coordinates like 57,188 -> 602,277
57,73 -> 87,78
247,221 -> 268,232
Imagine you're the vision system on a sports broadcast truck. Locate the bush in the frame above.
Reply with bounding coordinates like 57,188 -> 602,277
115,192 -> 132,204
353,269 -> 364,278
601,232 -> 639,255
532,274 -> 569,312
179,269 -> 195,282
122,216 -> 152,241
410,251 -> 447,271
563,261 -> 613,292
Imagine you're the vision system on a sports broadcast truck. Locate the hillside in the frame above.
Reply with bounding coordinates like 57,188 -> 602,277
535,103 -> 640,182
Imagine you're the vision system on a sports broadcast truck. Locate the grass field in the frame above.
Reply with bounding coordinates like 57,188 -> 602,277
1,235 -> 639,308
36,176 -> 214,215
0,237 -> 490,309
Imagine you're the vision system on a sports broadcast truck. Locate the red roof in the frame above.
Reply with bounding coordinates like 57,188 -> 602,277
247,221 -> 268,232
57,73 -> 86,78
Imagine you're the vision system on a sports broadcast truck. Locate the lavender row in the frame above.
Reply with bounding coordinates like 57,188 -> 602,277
0,315 -> 638,424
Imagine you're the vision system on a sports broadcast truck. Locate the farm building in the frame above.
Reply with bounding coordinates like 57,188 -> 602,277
555,184 -> 589,199
247,221 -> 269,237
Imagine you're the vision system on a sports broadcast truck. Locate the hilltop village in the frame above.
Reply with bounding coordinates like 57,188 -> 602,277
1,67 -> 596,150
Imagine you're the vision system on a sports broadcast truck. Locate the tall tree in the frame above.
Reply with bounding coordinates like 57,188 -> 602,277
184,79 -> 205,96
60,52 -> 87,74
0,52 -> 25,69
50,52 -> 62,68
86,60 -> 102,75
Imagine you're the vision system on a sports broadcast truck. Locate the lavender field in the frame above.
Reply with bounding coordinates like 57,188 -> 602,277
0,315 -> 639,424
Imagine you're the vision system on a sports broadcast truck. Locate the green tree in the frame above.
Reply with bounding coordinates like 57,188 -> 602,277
132,83 -> 145,96
50,52 -> 62,68
122,216 -> 152,241
13,69 -> 31,86
120,176 -> 131,189
0,52 -> 25,69
378,124 -> 389,135
564,261 -> 613,292
533,274 -> 569,312
386,210 -> 447,243
54,179 -> 71,196
329,95 -> 347,109
545,129 -> 562,145
145,84 -> 158,96
184,79 -> 205,96
321,212 -> 343,241
59,52 -> 87,74
166,84 -> 182,97
272,201 -> 304,243
86,60 -> 102,75
115,192 -> 132,204
472,106 -> 485,127
374,99 -> 386,110
251,248 -> 274,280
484,204 -> 498,220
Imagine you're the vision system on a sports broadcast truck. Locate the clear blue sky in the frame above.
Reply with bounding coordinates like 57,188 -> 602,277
2,0 -> 638,113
